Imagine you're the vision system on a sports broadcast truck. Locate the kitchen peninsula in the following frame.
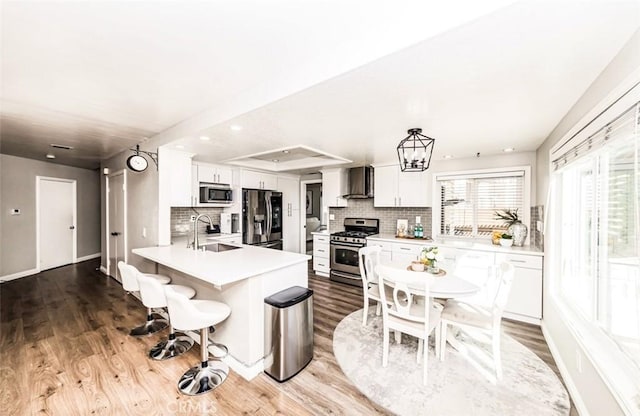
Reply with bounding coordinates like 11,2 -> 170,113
132,243 -> 311,380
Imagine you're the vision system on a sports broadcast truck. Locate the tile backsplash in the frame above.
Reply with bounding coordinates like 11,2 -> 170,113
530,205 -> 544,250
171,207 -> 224,237
329,199 -> 432,236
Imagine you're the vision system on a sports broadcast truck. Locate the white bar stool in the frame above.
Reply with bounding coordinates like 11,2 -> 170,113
165,286 -> 231,396
117,261 -> 171,336
136,271 -> 197,360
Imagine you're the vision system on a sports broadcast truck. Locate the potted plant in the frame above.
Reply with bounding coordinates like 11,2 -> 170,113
500,233 -> 513,247
494,208 -> 528,247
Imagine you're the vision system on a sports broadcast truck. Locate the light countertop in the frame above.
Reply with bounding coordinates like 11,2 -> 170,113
368,234 -> 543,256
311,230 -> 329,235
133,243 -> 311,287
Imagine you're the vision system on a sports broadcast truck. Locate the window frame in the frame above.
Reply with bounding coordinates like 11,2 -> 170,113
432,165 -> 531,242
547,82 -> 640,414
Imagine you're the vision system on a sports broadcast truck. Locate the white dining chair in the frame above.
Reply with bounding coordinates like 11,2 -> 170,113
375,264 -> 442,385
439,262 -> 515,380
358,246 -> 394,326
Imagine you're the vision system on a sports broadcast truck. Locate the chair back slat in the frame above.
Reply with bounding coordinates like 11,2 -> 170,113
358,246 -> 382,288
375,264 -> 431,323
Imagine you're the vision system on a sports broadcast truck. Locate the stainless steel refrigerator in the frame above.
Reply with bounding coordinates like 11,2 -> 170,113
242,189 -> 283,250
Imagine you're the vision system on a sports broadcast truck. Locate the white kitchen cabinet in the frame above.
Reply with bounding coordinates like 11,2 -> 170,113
373,164 -> 432,207
367,240 -> 393,263
207,233 -> 242,245
391,242 -> 422,264
313,233 -> 330,277
321,168 -> 348,207
191,165 -> 200,206
496,252 -> 543,322
242,170 -> 277,190
196,163 -> 233,185
159,147 -> 194,207
278,176 -> 301,253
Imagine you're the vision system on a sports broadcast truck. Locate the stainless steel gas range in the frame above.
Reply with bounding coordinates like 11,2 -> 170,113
330,218 -> 379,286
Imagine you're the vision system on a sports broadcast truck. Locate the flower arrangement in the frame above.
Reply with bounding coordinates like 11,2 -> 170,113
421,246 -> 443,273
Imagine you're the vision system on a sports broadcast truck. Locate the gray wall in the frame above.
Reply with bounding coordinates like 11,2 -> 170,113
0,154 -> 101,276
100,151 -> 159,274
535,29 -> 640,415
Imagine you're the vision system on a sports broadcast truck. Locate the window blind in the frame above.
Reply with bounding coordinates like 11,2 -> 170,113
439,173 -> 525,237
553,102 -> 639,170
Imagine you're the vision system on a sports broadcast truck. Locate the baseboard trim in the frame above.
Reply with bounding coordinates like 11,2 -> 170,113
503,312 -> 541,326
99,266 -> 109,276
541,322 -> 589,416
76,253 -> 101,262
0,268 -> 39,283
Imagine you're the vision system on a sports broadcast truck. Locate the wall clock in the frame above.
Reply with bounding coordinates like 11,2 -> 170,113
126,153 -> 148,172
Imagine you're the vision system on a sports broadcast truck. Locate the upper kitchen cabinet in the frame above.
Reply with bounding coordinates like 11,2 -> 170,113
277,175 -> 300,211
241,169 -> 278,190
196,163 -> 233,185
159,147 -> 194,207
373,164 -> 432,207
321,168 -> 348,207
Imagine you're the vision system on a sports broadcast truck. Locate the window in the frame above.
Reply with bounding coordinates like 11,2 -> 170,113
551,100 -> 640,411
436,169 -> 527,238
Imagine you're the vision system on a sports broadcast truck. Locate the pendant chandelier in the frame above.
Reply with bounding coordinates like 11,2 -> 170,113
396,128 -> 435,172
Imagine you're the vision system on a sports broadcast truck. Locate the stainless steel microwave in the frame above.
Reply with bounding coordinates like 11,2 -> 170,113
200,184 -> 233,203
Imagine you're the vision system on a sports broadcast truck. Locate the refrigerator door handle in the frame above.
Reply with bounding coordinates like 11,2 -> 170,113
265,191 -> 272,240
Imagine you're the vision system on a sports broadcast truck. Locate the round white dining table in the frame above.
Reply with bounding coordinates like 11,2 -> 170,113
382,260 -> 480,299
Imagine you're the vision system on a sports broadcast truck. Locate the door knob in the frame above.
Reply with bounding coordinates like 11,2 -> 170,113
69,225 -> 75,230
111,232 -> 120,236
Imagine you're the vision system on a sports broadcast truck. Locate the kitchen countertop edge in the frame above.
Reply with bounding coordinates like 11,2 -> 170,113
367,234 -> 544,256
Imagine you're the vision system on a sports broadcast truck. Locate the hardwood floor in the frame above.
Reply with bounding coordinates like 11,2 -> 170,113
0,260 -> 576,415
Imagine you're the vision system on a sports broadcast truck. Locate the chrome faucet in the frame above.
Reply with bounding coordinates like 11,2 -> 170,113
192,214 -> 213,250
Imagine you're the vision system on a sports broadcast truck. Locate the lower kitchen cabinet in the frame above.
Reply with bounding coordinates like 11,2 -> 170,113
496,252 -> 543,322
312,233 -> 330,277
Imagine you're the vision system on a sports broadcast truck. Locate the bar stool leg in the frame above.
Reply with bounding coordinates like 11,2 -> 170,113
177,328 -> 229,395
129,308 -> 169,336
149,323 -> 194,360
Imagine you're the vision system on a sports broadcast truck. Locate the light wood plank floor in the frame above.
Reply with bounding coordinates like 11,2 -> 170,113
0,259 -> 576,415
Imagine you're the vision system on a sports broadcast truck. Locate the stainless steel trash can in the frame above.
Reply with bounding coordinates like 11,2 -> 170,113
264,286 -> 314,382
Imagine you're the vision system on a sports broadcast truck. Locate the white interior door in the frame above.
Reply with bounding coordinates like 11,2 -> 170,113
108,172 -> 126,280
39,178 -> 75,270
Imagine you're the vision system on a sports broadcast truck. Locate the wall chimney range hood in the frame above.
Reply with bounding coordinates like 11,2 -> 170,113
344,166 -> 374,199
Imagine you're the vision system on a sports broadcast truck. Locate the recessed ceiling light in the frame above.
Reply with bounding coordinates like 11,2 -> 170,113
230,125 -> 242,131
272,159 -> 279,162
503,147 -> 515,153
175,144 -> 185,149
443,155 -> 453,159
199,136 -> 210,141
46,153 -> 56,159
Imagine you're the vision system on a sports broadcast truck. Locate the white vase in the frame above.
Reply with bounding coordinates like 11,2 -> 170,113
508,221 -> 528,247
500,238 -> 513,247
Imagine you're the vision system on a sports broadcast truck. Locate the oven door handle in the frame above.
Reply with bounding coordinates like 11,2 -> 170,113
330,241 -> 364,248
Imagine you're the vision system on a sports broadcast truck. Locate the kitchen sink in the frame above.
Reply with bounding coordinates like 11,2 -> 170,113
200,242 -> 241,252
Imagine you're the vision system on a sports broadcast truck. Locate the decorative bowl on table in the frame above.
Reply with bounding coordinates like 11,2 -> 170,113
410,261 -> 425,272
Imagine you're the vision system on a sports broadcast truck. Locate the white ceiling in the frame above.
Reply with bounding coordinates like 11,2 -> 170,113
1,1 -> 639,170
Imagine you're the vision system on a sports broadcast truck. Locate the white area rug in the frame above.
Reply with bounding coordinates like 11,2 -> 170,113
333,309 -> 569,416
